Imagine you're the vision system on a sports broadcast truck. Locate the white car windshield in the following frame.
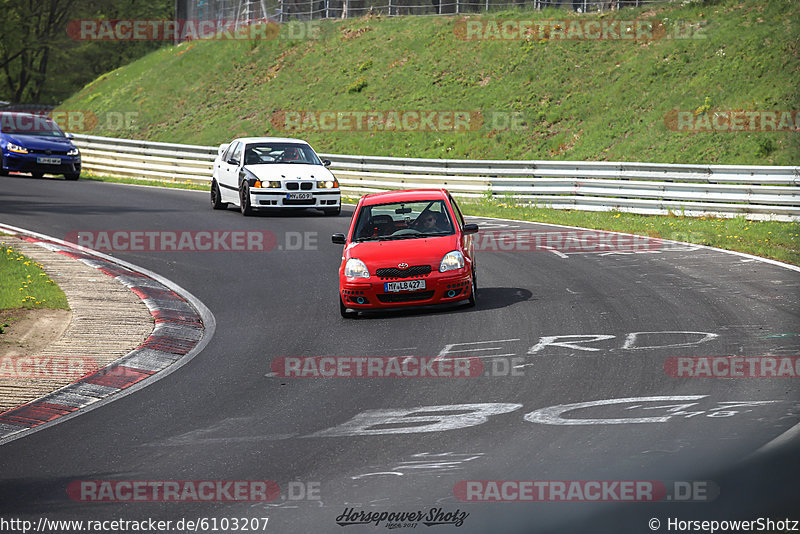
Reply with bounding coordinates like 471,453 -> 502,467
243,143 -> 322,165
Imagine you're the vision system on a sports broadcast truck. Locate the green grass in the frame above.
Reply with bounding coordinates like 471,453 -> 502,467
0,241 -> 70,311
80,171 -> 211,191
458,200 -> 800,265
56,0 -> 799,266
58,0 -> 799,165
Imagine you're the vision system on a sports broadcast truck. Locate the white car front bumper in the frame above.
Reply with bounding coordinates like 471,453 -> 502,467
249,188 -> 341,209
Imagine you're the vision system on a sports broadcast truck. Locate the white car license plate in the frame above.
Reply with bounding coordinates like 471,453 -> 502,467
37,157 -> 60,164
287,192 -> 312,200
384,280 -> 426,292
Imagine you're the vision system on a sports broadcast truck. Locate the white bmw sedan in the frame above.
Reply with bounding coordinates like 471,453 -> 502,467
211,137 -> 341,216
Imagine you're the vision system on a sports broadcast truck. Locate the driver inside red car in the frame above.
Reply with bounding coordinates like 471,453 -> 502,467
415,210 -> 449,233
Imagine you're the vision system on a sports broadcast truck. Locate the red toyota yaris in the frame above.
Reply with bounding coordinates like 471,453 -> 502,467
332,189 -> 479,317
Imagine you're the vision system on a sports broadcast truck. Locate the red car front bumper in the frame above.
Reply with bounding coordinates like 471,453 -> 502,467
340,268 -> 472,310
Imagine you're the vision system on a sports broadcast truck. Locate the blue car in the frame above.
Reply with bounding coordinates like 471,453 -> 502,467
0,112 -> 81,180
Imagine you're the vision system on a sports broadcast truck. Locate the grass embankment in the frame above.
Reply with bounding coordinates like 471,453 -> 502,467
0,240 -> 69,312
57,0 -> 798,265
59,0 -> 798,164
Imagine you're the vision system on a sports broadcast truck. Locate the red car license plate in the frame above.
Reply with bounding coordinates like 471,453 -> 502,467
384,280 -> 426,292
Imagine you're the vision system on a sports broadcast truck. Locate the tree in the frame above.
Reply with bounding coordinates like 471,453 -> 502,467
0,0 -> 79,102
0,0 -> 172,104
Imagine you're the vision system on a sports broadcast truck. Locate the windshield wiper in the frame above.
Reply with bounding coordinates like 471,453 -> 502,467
384,233 -> 447,240
356,235 -> 412,242
356,232 -> 448,242
411,232 -> 449,238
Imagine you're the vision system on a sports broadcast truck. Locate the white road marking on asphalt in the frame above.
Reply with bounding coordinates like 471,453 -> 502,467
541,246 -> 568,258
351,472 -> 404,479
350,453 -> 486,480
528,334 -> 616,353
306,403 -> 523,437
463,353 -> 518,360
621,331 -> 719,350
524,396 -> 709,425
436,339 -> 521,360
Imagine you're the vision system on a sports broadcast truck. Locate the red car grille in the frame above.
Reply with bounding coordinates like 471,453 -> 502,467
376,265 -> 432,279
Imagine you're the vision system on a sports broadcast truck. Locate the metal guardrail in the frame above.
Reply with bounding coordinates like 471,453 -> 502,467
71,133 -> 800,221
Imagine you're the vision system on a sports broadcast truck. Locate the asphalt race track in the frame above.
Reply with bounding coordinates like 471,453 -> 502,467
1,175 -> 799,533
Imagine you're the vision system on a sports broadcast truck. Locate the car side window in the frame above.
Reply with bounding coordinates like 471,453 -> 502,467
221,142 -> 235,162
234,142 -> 245,165
449,194 -> 466,227
225,142 -> 238,163
354,207 -> 373,238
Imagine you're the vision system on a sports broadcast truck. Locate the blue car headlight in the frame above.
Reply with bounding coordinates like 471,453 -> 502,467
67,148 -> 79,157
7,142 -> 28,154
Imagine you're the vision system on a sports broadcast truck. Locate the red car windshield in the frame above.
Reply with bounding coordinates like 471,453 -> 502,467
353,199 -> 454,241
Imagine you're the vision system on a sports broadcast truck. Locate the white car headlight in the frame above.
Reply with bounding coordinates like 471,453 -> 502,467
344,258 -> 370,279
7,143 -> 28,154
317,179 -> 339,189
439,250 -> 465,272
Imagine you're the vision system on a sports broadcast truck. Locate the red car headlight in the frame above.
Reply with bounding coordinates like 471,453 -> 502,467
344,258 -> 370,279
439,250 -> 465,272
